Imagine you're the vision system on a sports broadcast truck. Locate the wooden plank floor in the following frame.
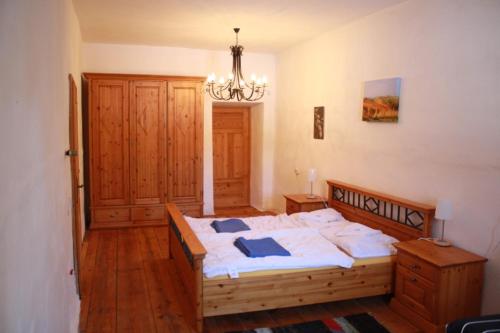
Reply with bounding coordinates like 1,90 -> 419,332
80,224 -> 419,333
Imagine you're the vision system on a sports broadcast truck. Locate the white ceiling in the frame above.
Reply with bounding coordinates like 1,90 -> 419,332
73,0 -> 407,53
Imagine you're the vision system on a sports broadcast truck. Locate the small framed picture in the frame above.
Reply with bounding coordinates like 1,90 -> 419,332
314,106 -> 324,139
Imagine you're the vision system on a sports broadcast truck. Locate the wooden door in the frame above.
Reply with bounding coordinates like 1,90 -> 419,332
167,81 -> 203,206
212,107 -> 250,208
68,74 -> 82,295
129,81 -> 167,205
90,79 -> 130,206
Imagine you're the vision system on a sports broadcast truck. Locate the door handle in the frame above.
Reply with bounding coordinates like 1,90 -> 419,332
77,184 -> 84,189
65,149 -> 78,157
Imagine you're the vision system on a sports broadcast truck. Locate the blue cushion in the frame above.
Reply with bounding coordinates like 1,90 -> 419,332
234,237 -> 291,258
210,219 -> 250,233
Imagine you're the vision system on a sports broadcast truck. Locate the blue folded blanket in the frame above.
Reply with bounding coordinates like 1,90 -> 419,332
210,219 -> 250,233
234,237 -> 291,258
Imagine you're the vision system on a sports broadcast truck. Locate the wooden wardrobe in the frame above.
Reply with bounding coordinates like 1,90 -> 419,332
82,73 -> 204,229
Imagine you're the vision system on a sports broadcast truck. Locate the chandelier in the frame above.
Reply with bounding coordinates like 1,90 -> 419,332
206,28 -> 267,101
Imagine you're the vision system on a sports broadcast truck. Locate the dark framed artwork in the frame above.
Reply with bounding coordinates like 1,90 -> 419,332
362,77 -> 401,122
314,106 -> 324,139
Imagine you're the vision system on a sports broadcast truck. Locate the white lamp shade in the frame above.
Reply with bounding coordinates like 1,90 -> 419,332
307,168 -> 317,182
435,199 -> 453,220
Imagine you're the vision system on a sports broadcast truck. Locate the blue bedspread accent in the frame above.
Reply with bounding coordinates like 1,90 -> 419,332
234,237 -> 291,258
210,219 -> 250,233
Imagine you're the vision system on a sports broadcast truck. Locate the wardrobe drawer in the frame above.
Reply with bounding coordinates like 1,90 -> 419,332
396,265 -> 437,321
94,208 -> 130,223
398,251 -> 438,282
132,206 -> 165,221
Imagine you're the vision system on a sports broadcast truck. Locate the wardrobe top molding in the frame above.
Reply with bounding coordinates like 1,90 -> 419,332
82,72 -> 206,82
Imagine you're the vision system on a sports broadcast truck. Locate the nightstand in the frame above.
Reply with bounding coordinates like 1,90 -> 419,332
390,240 -> 487,333
283,194 -> 326,214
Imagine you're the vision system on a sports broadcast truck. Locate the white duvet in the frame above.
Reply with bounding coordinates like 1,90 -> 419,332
197,227 -> 354,278
185,214 -> 302,235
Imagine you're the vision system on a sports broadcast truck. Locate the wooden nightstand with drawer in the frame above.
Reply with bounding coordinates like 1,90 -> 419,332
283,194 -> 326,214
390,240 -> 487,333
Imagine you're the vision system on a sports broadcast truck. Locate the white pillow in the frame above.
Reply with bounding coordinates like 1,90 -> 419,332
290,208 -> 343,224
335,222 -> 381,237
333,234 -> 398,258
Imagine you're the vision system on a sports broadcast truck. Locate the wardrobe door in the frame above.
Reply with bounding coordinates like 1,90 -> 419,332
129,81 -> 167,205
90,79 -> 130,206
167,81 -> 203,208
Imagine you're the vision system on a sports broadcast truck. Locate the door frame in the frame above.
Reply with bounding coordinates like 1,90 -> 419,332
68,74 -> 82,296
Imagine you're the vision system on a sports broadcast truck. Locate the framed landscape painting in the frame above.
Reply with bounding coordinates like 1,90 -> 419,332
362,77 -> 401,122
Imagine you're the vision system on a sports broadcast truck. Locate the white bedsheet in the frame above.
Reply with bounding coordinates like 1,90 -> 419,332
198,228 -> 354,278
185,214 -> 302,235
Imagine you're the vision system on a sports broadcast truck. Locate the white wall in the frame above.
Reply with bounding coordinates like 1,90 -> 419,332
275,0 -> 500,313
81,43 -> 276,213
0,0 -> 82,331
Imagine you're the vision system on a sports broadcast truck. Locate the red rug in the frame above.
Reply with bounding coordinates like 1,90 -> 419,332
227,313 -> 391,333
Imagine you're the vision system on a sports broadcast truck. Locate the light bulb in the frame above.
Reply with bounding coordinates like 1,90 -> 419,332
256,78 -> 262,86
262,76 -> 268,84
239,79 -> 245,86
219,77 -> 225,84
209,73 -> 216,82
228,73 -> 234,80
250,73 -> 257,82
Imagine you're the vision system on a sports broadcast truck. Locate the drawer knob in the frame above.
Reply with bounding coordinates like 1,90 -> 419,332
410,264 -> 421,270
410,277 -> 417,283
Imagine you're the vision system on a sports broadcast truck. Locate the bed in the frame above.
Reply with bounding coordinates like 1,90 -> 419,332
166,180 -> 435,332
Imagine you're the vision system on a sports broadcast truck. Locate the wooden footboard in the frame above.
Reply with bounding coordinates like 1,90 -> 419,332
203,259 -> 395,317
166,203 -> 206,333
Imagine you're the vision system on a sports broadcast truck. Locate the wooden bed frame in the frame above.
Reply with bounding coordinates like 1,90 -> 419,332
166,180 -> 435,332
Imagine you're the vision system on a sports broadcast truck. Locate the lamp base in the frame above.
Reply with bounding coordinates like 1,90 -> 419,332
306,194 -> 317,199
433,239 -> 451,247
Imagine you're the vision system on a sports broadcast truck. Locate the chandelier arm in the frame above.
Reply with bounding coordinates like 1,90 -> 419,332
243,85 -> 255,101
250,87 -> 265,101
244,80 -> 254,90
214,84 -> 225,100
208,84 -> 219,100
218,85 -> 229,101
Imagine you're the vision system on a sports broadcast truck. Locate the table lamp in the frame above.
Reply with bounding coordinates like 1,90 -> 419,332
307,168 -> 317,199
434,199 -> 453,247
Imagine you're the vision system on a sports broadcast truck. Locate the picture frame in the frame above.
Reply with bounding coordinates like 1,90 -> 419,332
362,77 -> 401,122
314,106 -> 324,139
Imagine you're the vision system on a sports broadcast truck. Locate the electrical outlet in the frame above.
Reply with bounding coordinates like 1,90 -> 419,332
294,168 -> 300,176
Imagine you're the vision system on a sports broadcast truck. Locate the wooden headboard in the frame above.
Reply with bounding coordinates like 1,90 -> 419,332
327,180 -> 435,241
